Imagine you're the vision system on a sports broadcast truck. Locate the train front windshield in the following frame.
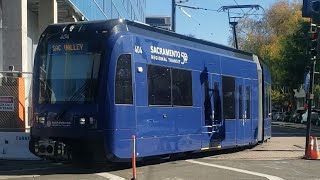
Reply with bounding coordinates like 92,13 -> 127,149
38,42 -> 101,104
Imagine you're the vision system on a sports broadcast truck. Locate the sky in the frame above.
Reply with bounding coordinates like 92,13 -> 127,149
146,0 -> 280,47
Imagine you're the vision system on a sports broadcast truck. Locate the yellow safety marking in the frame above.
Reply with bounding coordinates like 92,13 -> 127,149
201,146 -> 222,151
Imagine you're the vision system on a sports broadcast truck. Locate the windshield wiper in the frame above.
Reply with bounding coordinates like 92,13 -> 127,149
39,78 -> 54,104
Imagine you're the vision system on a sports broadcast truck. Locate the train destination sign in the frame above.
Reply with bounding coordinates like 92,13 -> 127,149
49,43 -> 87,54
0,96 -> 14,112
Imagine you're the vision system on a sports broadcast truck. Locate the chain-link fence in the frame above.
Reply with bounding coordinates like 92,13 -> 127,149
0,72 -> 33,132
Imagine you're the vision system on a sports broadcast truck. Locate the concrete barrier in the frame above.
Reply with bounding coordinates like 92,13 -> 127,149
0,132 -> 40,160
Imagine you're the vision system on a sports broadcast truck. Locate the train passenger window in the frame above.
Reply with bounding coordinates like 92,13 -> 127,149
222,76 -> 235,119
246,86 -> 251,119
239,85 -> 243,119
115,54 -> 133,104
148,65 -> 171,105
268,84 -> 272,116
172,68 -> 193,106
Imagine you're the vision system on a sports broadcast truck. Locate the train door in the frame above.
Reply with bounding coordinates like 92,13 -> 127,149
201,73 -> 222,148
236,79 -> 245,145
244,79 -> 252,144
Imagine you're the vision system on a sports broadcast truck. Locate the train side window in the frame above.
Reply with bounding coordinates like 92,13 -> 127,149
115,54 -> 133,104
246,86 -> 251,119
148,65 -> 171,105
172,68 -> 193,106
239,85 -> 243,119
222,76 -> 235,119
268,84 -> 271,116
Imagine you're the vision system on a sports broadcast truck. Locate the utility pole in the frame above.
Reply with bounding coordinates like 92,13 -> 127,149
230,22 -> 238,49
172,0 -> 176,32
305,59 -> 314,156
218,5 -> 263,49
302,0 -> 320,158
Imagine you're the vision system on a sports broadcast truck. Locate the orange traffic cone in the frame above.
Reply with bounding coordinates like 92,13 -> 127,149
306,136 -> 314,159
310,137 -> 320,160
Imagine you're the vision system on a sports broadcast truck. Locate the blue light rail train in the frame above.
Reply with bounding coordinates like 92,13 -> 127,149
29,19 -> 272,162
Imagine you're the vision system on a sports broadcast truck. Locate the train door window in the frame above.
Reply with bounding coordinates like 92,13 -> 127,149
213,82 -> 221,120
115,54 -> 133,104
222,76 -> 235,119
246,86 -> 251,119
172,68 -> 192,106
239,85 -> 243,119
204,79 -> 211,121
148,65 -> 171,105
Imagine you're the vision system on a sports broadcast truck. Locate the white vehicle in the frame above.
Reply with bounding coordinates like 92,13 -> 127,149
300,110 -> 320,124
301,111 -> 308,124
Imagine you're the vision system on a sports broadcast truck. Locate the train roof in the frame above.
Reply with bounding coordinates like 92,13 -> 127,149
44,19 -> 254,61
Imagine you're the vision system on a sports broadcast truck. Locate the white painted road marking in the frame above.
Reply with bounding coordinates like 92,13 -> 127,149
186,160 -> 284,180
95,172 -> 125,180
0,175 -> 40,179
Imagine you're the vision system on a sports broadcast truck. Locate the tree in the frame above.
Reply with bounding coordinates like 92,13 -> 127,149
233,0 -> 309,91
272,89 -> 290,110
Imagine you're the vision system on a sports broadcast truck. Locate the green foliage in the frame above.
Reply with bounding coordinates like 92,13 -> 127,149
272,89 -> 289,108
314,84 -> 320,97
234,0 -> 309,91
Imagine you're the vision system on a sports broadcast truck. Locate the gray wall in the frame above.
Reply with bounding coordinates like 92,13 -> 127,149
0,1 -> 3,71
2,0 -> 27,72
27,9 -> 38,73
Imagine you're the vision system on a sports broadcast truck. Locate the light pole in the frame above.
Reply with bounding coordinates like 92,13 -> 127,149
172,0 -> 176,32
172,0 -> 189,32
218,5 -> 263,49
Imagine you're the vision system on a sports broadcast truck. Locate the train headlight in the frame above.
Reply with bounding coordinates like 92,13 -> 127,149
79,117 -> 86,125
39,116 -> 45,124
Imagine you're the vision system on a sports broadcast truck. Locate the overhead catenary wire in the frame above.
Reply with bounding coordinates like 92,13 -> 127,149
175,2 -> 265,42
175,4 -> 264,16
179,7 -> 201,25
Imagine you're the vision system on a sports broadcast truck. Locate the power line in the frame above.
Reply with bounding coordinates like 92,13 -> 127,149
175,4 -> 264,16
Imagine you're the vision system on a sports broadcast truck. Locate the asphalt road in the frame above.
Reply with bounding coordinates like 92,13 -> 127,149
272,121 -> 320,137
0,121 -> 320,180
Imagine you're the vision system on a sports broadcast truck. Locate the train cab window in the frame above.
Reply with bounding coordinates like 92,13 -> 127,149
115,54 -> 133,104
222,76 -> 235,119
172,68 -> 192,106
148,65 -> 171,105
246,86 -> 251,119
239,85 -> 243,119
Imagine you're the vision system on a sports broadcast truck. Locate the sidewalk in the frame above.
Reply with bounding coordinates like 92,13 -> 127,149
208,137 -> 305,160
